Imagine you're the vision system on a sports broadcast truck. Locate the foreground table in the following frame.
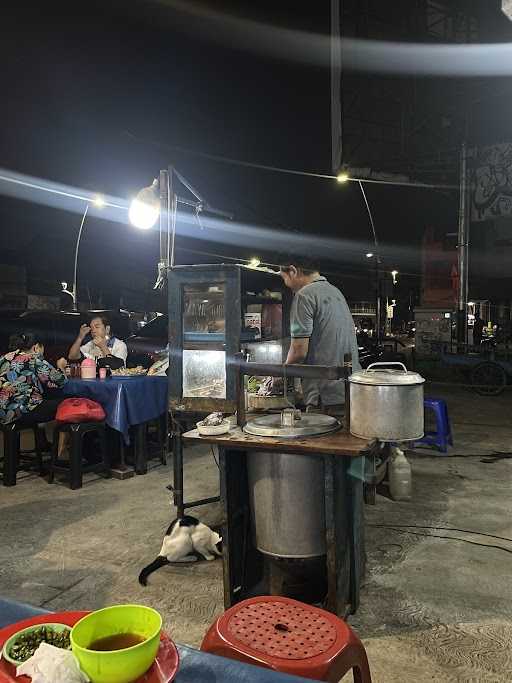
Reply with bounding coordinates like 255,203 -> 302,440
183,426 -> 370,617
0,599 -> 310,683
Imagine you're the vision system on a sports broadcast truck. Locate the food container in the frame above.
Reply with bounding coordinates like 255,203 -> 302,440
71,605 -> 162,683
81,358 -> 97,380
2,623 -> 72,666
196,419 -> 230,436
349,362 -> 425,441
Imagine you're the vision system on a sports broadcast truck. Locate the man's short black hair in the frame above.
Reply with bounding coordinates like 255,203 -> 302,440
279,255 -> 321,275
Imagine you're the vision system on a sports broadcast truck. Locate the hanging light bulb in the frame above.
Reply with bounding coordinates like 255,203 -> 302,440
129,179 -> 160,229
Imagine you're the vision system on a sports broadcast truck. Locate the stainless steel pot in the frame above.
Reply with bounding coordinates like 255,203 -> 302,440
247,450 -> 326,558
349,362 -> 425,441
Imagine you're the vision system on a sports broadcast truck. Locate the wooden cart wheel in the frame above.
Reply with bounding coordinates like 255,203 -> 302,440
471,361 -> 507,396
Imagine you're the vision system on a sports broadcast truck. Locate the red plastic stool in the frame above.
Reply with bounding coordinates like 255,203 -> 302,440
201,596 -> 372,682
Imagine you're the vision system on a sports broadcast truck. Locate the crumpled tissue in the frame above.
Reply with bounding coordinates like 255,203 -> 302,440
16,642 -> 89,682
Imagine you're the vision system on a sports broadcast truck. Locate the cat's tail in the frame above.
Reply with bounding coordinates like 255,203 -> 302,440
138,556 -> 169,586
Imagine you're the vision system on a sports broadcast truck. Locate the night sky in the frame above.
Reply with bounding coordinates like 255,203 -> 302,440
1,1 -> 512,310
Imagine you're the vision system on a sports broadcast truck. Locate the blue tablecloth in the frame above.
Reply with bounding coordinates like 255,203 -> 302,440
0,599 -> 309,683
62,376 -> 168,444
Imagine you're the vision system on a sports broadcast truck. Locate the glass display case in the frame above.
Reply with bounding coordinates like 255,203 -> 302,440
168,264 -> 292,414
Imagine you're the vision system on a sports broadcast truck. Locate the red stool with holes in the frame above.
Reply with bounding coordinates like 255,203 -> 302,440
201,596 -> 372,682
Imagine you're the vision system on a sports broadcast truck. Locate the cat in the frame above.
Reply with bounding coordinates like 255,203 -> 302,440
138,515 -> 222,586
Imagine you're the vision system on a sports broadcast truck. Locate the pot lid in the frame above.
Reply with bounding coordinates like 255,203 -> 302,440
349,362 -> 425,386
244,413 -> 340,438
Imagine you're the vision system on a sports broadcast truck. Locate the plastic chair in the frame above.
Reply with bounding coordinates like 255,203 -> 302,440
415,398 -> 453,453
201,596 -> 372,682
48,421 -> 110,489
1,422 -> 47,486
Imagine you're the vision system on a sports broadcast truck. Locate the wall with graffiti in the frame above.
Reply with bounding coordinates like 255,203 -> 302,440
471,143 -> 512,221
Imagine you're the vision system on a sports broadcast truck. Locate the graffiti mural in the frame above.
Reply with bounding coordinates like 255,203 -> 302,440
471,143 -> 512,221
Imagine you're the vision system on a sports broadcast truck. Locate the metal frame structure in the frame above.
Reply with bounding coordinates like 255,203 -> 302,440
335,0 -> 482,182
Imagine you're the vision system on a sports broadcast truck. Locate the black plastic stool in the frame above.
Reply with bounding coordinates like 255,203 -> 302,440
1,422 -> 47,487
49,421 -> 110,489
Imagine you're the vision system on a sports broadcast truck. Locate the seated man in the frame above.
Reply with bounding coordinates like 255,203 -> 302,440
68,315 -> 127,369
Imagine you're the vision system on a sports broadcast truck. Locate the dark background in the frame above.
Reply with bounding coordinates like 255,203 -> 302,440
1,0 -> 512,313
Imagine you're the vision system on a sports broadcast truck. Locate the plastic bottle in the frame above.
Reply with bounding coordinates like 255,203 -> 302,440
81,358 -> 96,380
388,446 -> 412,501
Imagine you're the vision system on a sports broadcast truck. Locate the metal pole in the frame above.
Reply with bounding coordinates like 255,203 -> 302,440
457,143 -> 470,346
159,168 -> 169,266
72,203 -> 89,311
331,0 -> 342,172
375,260 -> 381,344
169,167 -> 177,269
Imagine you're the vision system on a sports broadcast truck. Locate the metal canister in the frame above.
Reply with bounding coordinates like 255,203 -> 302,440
247,450 -> 326,558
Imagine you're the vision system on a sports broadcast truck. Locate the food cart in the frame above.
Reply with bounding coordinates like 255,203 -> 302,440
181,353 -> 375,618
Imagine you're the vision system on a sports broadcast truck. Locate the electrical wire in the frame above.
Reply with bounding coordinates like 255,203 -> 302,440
210,446 -> 220,470
368,524 -> 512,544
372,527 -> 512,555
358,180 -> 378,250
124,131 -> 458,190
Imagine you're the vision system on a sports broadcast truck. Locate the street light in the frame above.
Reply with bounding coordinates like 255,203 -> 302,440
61,198 -> 105,310
365,252 -> 374,258
248,257 -> 261,269
391,270 -> 399,284
336,170 -> 349,183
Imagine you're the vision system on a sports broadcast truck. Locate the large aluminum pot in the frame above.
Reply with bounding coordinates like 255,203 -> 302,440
247,450 -> 325,558
349,362 -> 425,441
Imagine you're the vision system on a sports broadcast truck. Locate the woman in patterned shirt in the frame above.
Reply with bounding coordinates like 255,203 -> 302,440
0,332 -> 68,425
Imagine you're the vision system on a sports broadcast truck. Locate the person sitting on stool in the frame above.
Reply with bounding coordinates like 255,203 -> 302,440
0,332 -> 67,426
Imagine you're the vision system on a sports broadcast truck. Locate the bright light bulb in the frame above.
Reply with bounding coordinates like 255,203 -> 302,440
129,198 -> 159,230
366,252 -> 374,258
248,258 -> 261,269
93,195 -> 105,208
61,281 -> 68,290
337,172 -> 349,183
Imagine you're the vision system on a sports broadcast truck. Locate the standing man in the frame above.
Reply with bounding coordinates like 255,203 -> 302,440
473,313 -> 484,349
280,258 -> 360,416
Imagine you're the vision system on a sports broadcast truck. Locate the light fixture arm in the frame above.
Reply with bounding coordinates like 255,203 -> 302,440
173,168 -> 204,204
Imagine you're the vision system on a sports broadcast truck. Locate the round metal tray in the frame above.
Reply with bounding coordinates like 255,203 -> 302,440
243,413 -> 340,438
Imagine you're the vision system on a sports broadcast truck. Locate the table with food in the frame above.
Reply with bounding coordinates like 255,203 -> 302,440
62,371 -> 168,474
0,598 -> 311,683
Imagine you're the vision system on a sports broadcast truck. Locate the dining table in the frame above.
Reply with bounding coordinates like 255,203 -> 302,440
62,376 -> 168,476
0,598 -> 310,683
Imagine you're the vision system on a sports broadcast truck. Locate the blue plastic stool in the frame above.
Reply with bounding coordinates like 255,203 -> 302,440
414,398 -> 453,453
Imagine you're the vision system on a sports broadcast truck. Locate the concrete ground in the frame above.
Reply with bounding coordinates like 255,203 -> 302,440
1,383 -> 511,682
